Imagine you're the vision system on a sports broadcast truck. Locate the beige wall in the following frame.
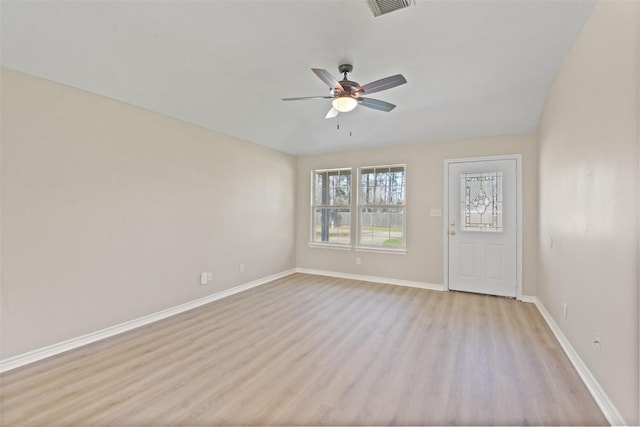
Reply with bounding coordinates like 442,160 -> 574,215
537,0 -> 639,423
296,134 -> 539,296
0,68 -> 297,359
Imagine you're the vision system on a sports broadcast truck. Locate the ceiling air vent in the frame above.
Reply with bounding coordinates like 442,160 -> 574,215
367,0 -> 415,17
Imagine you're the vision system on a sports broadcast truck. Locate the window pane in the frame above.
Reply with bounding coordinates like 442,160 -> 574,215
390,170 -> 405,204
313,173 -> 322,205
313,208 -> 351,244
359,207 -> 404,247
360,166 -> 405,205
314,170 -> 351,206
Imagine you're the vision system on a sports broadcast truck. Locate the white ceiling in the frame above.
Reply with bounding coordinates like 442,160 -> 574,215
1,0 -> 595,155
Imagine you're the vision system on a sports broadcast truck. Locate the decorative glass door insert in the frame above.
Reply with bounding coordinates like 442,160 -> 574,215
460,171 -> 502,232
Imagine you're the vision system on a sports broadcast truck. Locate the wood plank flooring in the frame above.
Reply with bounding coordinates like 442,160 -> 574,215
0,273 -> 608,426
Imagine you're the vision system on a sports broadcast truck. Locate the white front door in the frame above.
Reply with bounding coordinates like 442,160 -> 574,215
446,157 -> 518,298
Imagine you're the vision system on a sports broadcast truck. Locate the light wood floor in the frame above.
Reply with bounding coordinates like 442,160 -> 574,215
1,273 -> 608,426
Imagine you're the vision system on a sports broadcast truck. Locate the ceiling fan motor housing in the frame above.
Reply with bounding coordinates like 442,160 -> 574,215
337,64 -> 359,95
340,80 -> 360,95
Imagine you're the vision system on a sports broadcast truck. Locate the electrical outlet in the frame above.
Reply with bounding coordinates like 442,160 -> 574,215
594,332 -> 601,351
239,264 -> 245,273
207,272 -> 213,281
356,257 -> 361,265
200,272 -> 208,285
563,303 -> 568,318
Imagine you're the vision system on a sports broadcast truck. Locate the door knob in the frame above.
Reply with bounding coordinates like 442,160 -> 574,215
450,230 -> 456,236
450,221 -> 456,226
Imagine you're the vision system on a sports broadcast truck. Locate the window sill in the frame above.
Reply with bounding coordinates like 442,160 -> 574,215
307,243 -> 407,255
308,243 -> 353,251
355,246 -> 407,255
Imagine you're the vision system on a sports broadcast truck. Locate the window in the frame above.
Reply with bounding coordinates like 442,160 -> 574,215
358,165 -> 406,249
309,165 -> 406,252
311,169 -> 352,246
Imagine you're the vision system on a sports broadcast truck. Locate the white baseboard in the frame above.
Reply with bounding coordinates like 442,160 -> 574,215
0,269 -> 296,373
528,296 -> 626,426
295,268 -> 445,292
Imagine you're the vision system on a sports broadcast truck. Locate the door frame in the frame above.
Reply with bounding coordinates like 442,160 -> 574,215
443,154 -> 523,300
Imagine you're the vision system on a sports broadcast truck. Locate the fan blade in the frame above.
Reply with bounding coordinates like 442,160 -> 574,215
282,96 -> 334,101
325,107 -> 339,119
358,74 -> 407,95
359,97 -> 396,112
311,68 -> 345,92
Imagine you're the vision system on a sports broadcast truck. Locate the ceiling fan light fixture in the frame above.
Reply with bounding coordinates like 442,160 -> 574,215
332,96 -> 358,113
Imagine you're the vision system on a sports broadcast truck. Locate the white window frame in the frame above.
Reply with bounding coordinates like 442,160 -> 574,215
356,164 -> 407,254
309,168 -> 353,249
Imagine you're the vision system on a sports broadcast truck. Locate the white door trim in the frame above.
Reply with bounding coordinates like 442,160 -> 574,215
443,154 -> 523,300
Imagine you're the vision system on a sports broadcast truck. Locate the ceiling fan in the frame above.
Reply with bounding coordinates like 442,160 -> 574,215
282,64 -> 407,118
